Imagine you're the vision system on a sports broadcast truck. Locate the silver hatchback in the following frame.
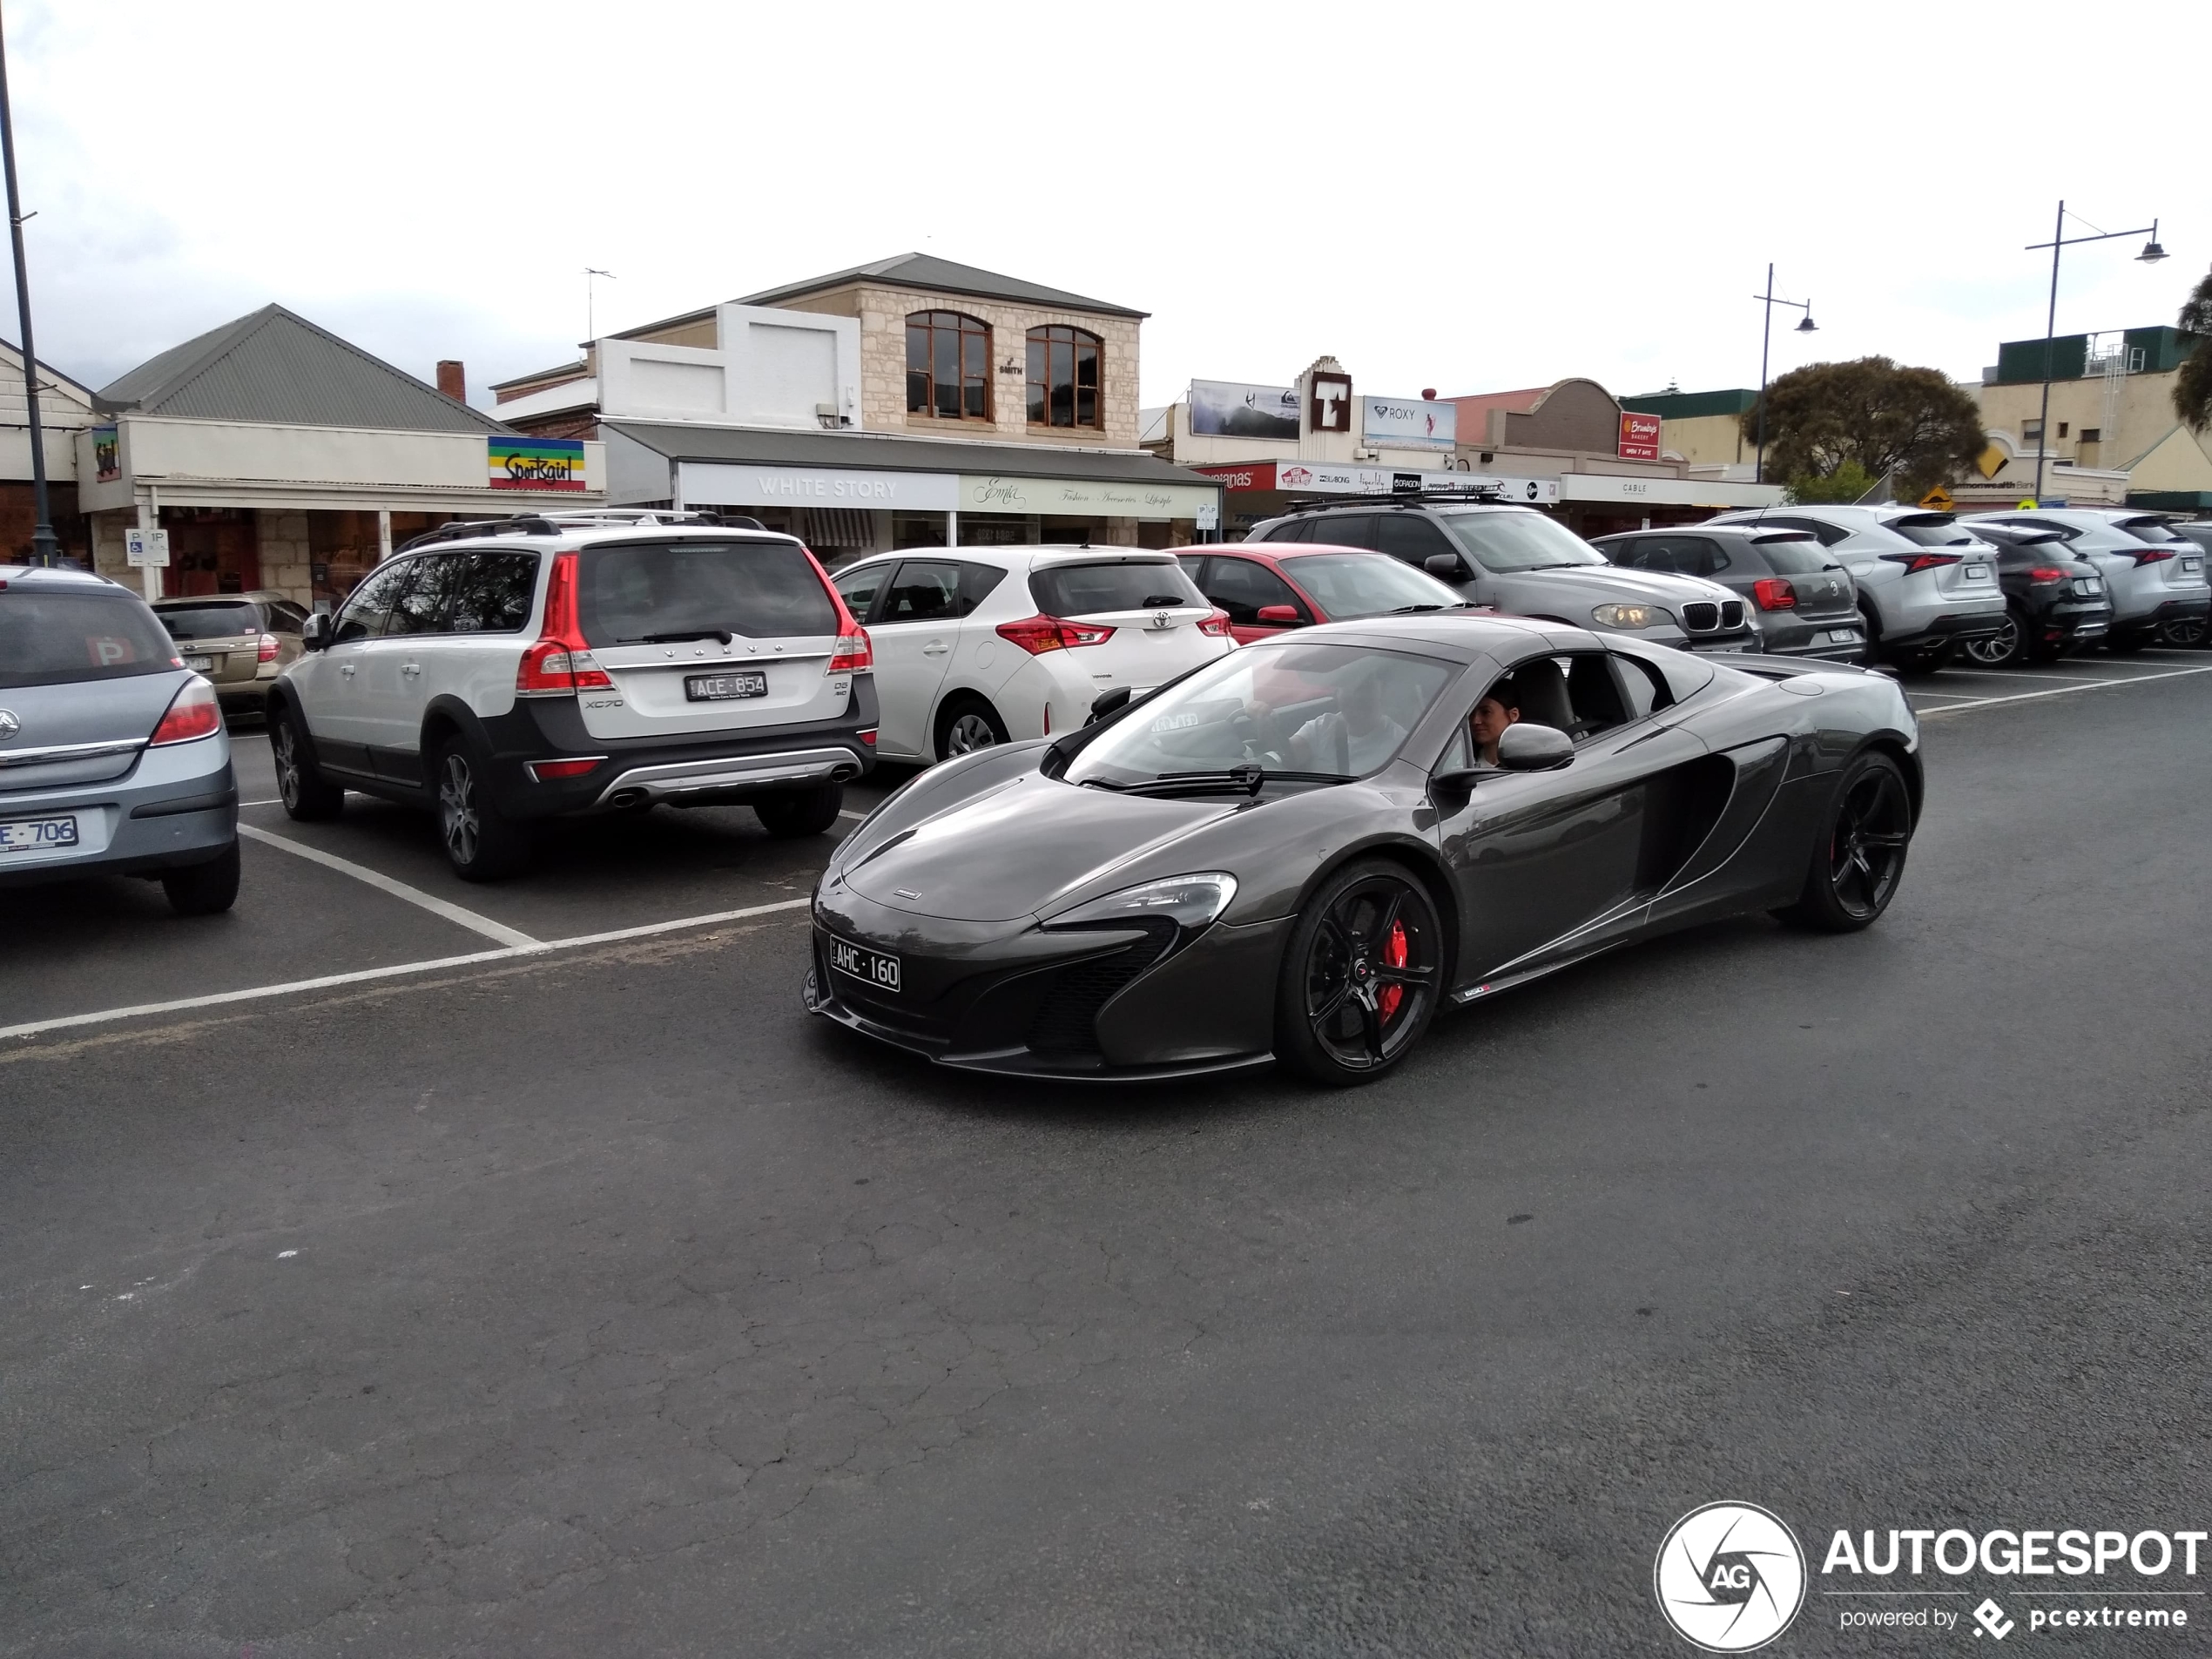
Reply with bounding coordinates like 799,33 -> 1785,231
0,565 -> 239,914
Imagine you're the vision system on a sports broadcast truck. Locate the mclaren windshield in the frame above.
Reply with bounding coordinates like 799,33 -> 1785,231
1062,641 -> 1458,795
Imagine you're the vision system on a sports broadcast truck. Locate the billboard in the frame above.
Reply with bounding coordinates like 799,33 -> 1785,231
1363,395 -> 1457,449
1617,411 -> 1663,462
1189,379 -> 1300,441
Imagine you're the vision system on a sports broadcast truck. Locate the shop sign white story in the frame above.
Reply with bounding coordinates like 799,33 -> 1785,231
675,461 -> 1221,524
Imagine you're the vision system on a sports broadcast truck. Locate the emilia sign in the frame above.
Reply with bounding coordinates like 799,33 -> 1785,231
1653,1501 -> 2205,1651
488,436 -> 587,491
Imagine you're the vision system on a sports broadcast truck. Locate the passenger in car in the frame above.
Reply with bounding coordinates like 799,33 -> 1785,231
1469,681 -> 1521,765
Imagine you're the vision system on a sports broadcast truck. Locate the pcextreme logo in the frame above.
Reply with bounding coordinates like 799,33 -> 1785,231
1655,1502 -> 1809,1652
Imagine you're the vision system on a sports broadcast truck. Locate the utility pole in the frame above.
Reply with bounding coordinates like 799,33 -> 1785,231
0,2 -> 58,566
1750,266 -> 1816,486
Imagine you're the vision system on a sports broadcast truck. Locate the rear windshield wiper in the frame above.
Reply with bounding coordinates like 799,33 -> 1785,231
620,628 -> 735,646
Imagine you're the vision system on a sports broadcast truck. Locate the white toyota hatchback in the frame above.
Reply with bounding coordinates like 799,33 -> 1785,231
826,548 -> 1236,762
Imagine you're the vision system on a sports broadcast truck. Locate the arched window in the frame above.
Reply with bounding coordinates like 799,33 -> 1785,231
1027,326 -> 1103,428
906,311 -> 991,421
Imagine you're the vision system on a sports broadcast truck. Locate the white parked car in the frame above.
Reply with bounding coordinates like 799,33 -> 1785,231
826,548 -> 1236,762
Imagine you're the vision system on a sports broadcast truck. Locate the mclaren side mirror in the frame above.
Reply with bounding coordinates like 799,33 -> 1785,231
300,611 -> 333,652
1423,553 -> 1467,581
1255,604 -> 1302,626
1496,723 -> 1574,772
1088,685 -> 1133,725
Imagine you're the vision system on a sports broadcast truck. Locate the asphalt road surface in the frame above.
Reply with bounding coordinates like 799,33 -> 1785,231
4,655 -> 2211,1656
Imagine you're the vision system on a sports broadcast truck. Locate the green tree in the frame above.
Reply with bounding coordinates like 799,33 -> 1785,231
1742,357 -> 1985,502
2172,266 -> 2212,433
1786,461 -> 1879,504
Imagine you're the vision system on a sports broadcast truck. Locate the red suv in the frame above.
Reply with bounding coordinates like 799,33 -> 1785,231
1176,542 -> 1474,644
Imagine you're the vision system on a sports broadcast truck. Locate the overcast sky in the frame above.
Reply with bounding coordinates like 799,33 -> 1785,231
6,0 -> 2202,413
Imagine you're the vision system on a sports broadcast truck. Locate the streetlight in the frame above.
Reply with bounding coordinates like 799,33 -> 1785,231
2025,201 -> 2167,503
584,268 -> 615,341
0,5 -> 58,567
1751,264 -> 1817,484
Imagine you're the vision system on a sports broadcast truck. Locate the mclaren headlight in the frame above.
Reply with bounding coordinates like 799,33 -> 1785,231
1045,873 -> 1238,932
1592,602 -> 1673,631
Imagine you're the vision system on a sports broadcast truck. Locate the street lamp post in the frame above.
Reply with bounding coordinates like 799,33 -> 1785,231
0,4 -> 58,566
1751,264 -> 1817,485
2025,201 -> 2166,504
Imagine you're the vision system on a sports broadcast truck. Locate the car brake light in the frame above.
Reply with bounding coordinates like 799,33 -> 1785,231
829,630 -> 873,671
995,616 -> 1116,654
1879,552 -> 1964,574
2130,550 -> 2175,566
150,678 -> 222,745
858,729 -> 876,746
1751,577 -> 1797,610
516,551 -> 613,696
525,758 -> 604,782
1197,610 -> 1236,637
257,631 -> 280,663
2028,566 -> 2074,583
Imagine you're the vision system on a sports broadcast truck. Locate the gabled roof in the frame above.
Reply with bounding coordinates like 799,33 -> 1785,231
95,304 -> 505,433
735,253 -> 1147,320
0,337 -> 96,404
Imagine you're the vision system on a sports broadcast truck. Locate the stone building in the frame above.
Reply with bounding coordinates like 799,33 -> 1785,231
490,253 -> 1218,559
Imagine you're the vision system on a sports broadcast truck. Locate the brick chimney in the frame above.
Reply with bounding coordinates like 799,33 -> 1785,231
435,361 -> 466,402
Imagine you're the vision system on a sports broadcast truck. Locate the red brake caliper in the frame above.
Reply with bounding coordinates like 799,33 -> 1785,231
1377,921 -> 1407,1021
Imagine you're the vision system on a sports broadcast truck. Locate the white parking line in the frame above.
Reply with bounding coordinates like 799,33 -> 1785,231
839,808 -> 867,820
236,825 -> 543,949
1917,662 -> 2212,718
0,896 -> 813,1044
240,798 -> 284,807
1932,667 -> 2140,684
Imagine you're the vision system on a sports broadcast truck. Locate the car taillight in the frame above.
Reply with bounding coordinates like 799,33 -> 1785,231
829,630 -> 873,671
1197,610 -> 1236,637
257,631 -> 280,663
858,729 -> 877,746
150,678 -> 221,745
995,616 -> 1116,654
1879,552 -> 1965,574
516,552 -> 613,696
1751,577 -> 1797,610
2028,566 -> 2074,583
525,758 -> 604,782
2129,550 -> 2175,566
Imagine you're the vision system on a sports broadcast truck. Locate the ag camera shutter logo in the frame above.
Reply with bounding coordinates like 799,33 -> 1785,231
1655,1501 -> 1808,1652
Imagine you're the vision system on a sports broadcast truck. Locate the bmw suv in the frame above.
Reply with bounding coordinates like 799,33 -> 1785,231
269,512 -> 878,880
1246,498 -> 1761,652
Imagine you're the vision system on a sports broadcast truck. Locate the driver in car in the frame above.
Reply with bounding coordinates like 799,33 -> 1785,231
1280,664 -> 1412,773
1468,679 -> 1521,766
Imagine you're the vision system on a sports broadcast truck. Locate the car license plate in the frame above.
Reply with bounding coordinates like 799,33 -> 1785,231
685,671 -> 768,702
1964,563 -> 1991,580
2184,557 -> 2202,575
1827,628 -> 1862,643
184,656 -> 213,672
0,813 -> 79,853
827,936 -> 900,993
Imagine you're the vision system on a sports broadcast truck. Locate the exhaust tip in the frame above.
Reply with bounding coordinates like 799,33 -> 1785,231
832,765 -> 860,781
609,787 -> 648,809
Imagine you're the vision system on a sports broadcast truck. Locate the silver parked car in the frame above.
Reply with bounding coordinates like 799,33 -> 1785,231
1247,498 -> 1761,652
0,564 -> 239,914
1589,524 -> 1865,661
1973,509 -> 2210,651
1706,505 -> 2006,671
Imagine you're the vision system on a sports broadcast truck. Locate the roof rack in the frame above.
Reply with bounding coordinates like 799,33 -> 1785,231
393,508 -> 768,553
1283,488 -> 1510,512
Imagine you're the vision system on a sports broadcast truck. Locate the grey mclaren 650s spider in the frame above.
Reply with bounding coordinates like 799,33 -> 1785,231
803,614 -> 1921,1085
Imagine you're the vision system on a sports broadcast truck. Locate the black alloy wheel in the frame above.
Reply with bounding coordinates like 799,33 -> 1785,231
1959,605 -> 2027,667
272,706 -> 344,820
755,782 -> 845,838
1777,752 -> 1912,933
160,843 -> 240,916
2161,616 -> 2209,648
1277,860 -> 1445,1085
435,736 -> 531,881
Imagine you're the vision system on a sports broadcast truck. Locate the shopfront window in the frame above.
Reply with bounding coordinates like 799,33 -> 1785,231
907,312 -> 991,421
1027,326 -> 1103,429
